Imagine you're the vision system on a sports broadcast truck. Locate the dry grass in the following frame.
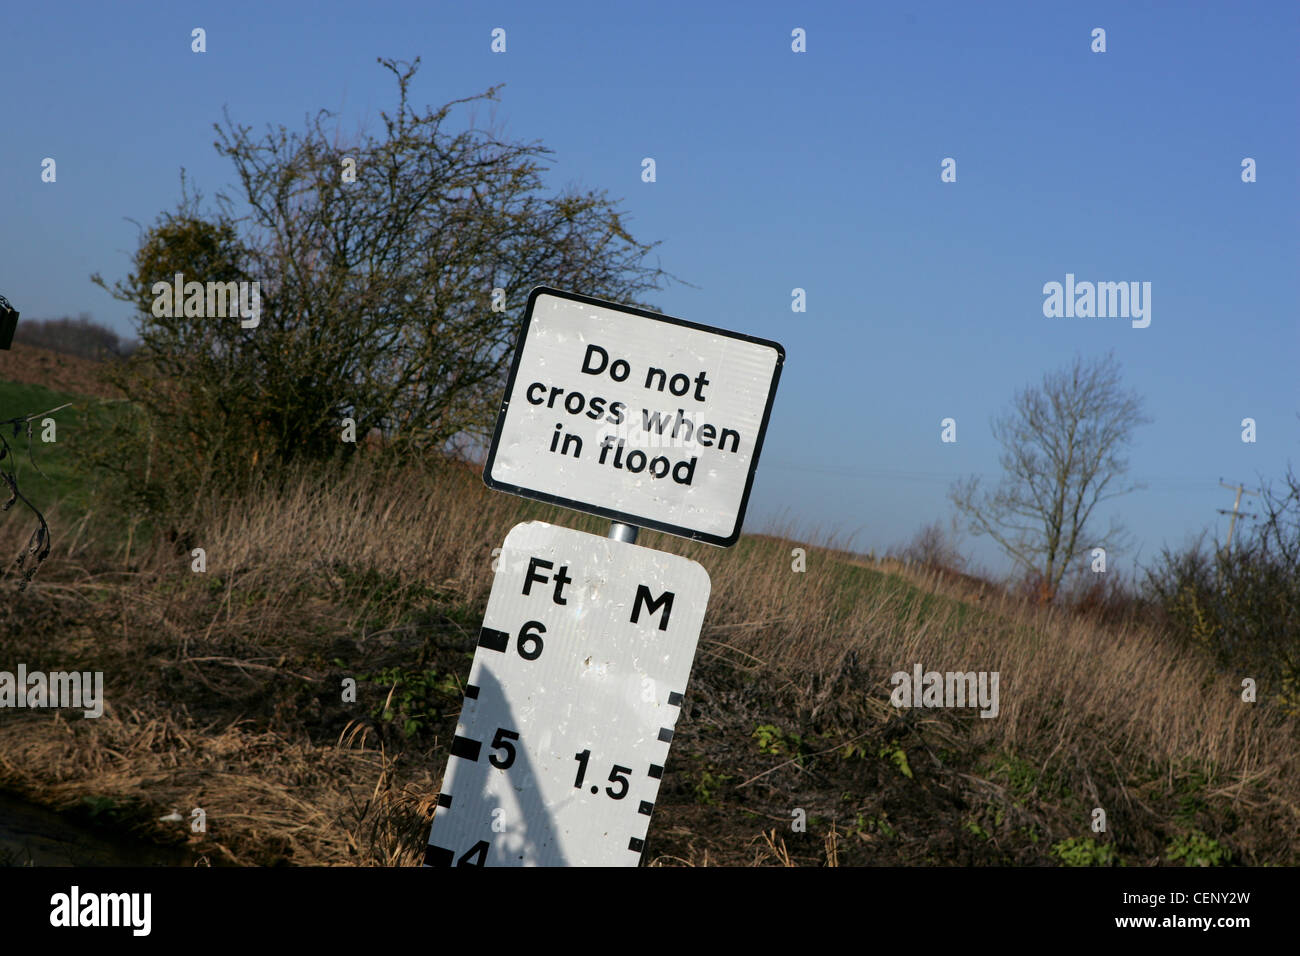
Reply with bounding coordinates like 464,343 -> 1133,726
1,454 -> 1296,865
0,706 -> 438,865
0,342 -> 124,401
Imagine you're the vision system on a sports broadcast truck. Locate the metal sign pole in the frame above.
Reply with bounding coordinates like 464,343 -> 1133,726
607,522 -> 639,545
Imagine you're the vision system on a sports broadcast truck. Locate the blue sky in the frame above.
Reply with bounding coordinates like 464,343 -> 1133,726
2,0 -> 1297,579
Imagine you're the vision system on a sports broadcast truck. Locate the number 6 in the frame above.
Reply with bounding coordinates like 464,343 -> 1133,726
517,620 -> 545,661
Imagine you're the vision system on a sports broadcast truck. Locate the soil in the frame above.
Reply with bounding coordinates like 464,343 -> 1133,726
0,343 -> 123,401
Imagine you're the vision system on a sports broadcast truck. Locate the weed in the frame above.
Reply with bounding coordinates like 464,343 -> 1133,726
1166,830 -> 1231,867
752,723 -> 803,758
840,739 -> 870,761
854,812 -> 896,839
693,768 -> 732,806
963,819 -> 991,841
81,795 -> 121,822
1171,763 -> 1211,824
1051,836 -> 1118,867
991,753 -> 1039,799
879,742 -> 913,779
360,665 -> 460,738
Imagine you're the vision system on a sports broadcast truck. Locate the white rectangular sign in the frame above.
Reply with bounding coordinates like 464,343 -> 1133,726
424,521 -> 710,867
484,287 -> 784,547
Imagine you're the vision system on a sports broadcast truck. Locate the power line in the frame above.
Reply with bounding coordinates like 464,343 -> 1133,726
765,461 -> 1221,491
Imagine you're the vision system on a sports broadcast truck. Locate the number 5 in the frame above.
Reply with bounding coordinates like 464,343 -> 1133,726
489,728 -> 519,769
606,765 -> 632,800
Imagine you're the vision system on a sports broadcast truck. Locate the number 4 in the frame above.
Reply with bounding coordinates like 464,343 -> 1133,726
457,840 -> 488,866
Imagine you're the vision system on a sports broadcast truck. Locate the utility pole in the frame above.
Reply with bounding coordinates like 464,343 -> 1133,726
1218,479 -> 1259,554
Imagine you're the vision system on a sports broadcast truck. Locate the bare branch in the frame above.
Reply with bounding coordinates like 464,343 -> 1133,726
950,351 -> 1150,601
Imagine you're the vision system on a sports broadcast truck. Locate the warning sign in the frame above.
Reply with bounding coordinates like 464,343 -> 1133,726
424,521 -> 710,866
484,287 -> 784,546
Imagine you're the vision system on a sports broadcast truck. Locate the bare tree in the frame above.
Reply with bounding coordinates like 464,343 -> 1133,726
950,352 -> 1149,603
895,517 -> 967,572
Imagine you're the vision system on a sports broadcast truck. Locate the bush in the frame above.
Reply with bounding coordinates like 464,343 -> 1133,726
1144,467 -> 1300,714
893,518 -> 967,573
13,314 -> 138,361
1058,569 -> 1147,627
87,57 -> 673,536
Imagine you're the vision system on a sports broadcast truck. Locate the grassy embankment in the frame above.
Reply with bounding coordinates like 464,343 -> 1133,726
0,373 -> 1296,866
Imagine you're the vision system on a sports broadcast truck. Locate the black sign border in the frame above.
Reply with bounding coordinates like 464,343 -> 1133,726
482,286 -> 785,547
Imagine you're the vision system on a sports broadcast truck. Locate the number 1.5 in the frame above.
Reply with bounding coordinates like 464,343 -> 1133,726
573,749 -> 632,800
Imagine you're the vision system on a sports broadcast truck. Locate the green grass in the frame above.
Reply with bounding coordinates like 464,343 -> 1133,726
0,379 -> 120,516
824,559 -> 978,630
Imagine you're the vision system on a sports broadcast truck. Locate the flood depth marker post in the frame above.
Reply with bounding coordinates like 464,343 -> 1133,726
425,287 -> 783,866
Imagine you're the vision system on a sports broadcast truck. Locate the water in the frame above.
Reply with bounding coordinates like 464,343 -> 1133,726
0,792 -> 195,866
